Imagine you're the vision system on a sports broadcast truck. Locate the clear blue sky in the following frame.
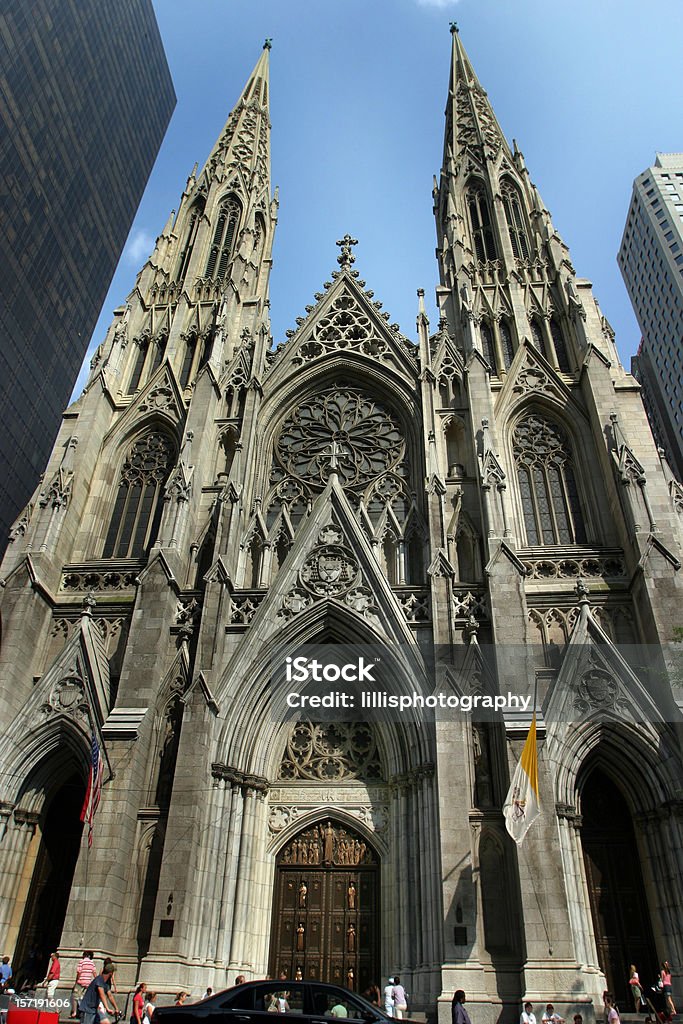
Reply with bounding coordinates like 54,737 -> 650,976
75,0 -> 682,395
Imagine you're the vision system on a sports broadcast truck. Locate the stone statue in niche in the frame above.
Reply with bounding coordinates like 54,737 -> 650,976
472,723 -> 493,807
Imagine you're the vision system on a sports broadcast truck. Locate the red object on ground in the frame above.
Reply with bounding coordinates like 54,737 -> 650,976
7,1008 -> 59,1024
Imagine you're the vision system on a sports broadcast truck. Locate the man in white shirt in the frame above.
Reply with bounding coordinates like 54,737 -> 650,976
521,1002 -> 537,1024
383,979 -> 395,1018
542,1005 -> 564,1024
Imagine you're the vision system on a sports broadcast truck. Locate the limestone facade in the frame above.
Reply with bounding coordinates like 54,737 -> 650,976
1,31 -> 682,1024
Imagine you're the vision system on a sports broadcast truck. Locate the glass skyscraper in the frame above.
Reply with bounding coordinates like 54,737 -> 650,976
0,0 -> 175,543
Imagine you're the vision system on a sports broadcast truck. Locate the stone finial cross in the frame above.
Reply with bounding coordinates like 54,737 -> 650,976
450,21 -> 459,34
322,439 -> 350,471
336,234 -> 358,269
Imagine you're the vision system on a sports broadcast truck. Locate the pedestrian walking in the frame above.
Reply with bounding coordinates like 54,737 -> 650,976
144,991 -> 157,1021
452,990 -> 472,1024
71,951 -> 97,1019
79,963 -> 117,1024
383,978 -> 395,1018
660,962 -> 677,1018
392,977 -> 408,1020
41,952 -> 61,999
131,984 -> 146,1024
604,995 -> 620,1024
629,965 -> 643,1012
0,957 -> 12,994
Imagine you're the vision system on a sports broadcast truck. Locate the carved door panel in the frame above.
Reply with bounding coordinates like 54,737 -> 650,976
270,821 -> 379,991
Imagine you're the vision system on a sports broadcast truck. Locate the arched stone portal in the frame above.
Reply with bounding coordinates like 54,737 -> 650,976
580,766 -> 656,1006
13,770 -> 85,986
269,819 -> 380,991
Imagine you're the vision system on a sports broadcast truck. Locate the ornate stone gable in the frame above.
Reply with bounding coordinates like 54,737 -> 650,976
494,339 -> 577,417
0,608 -> 112,789
544,591 -> 671,727
265,269 -> 419,385
104,363 -> 185,446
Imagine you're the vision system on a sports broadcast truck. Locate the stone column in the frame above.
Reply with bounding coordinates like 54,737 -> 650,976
0,806 -> 40,952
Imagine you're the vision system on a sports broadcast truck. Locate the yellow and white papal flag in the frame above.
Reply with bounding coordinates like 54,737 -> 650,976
503,714 -> 540,845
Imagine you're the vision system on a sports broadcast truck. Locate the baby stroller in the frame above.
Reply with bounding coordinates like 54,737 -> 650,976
645,983 -> 672,1024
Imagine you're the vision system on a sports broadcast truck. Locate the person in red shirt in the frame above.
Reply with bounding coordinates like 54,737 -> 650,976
132,983 -> 147,1024
42,952 -> 60,1000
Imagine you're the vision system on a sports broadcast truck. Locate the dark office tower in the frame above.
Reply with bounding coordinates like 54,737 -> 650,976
0,0 -> 176,545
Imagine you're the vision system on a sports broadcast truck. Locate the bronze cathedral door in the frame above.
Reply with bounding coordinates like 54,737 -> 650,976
270,820 -> 379,990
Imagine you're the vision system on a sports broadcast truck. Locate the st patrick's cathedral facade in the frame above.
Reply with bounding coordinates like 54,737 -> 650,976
1,30 -> 682,1024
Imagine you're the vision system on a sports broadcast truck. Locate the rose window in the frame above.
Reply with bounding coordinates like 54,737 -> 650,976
275,384 -> 404,492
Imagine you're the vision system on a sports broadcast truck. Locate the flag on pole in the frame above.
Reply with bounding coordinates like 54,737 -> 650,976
80,731 -> 103,848
503,714 -> 540,845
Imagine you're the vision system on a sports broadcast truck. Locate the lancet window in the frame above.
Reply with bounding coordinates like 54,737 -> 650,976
127,339 -> 149,394
529,318 -> 547,359
500,319 -> 515,370
176,200 -> 204,284
466,183 -> 497,262
480,320 -> 498,374
103,430 -> 176,558
550,316 -> 571,373
501,182 -> 531,260
205,196 -> 241,279
179,337 -> 196,389
513,413 -> 587,545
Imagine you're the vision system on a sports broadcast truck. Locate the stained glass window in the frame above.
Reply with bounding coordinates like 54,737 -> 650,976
500,319 -> 515,370
467,184 -> 497,262
550,317 -> 571,373
275,385 -> 404,492
205,196 -> 241,278
501,182 -> 530,260
480,320 -> 498,374
530,319 -> 547,359
103,431 -> 176,558
513,413 -> 586,545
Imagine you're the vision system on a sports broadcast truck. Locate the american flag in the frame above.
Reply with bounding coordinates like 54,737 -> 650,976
80,731 -> 103,847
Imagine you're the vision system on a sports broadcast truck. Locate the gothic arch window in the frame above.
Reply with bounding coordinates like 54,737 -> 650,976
513,413 -> 587,545
179,335 -> 197,389
529,318 -> 547,359
466,182 -> 497,262
205,196 -> 241,279
176,199 -> 205,284
500,318 -> 515,370
501,181 -> 531,260
127,339 -> 149,394
102,430 -> 176,558
550,316 -> 572,373
480,320 -> 498,374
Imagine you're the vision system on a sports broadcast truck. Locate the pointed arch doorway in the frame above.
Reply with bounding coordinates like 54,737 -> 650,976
269,820 -> 380,991
13,770 -> 85,985
580,767 -> 656,1007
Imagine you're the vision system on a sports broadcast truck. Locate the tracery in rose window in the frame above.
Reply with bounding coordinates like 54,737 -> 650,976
274,384 -> 405,492
279,721 -> 382,782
